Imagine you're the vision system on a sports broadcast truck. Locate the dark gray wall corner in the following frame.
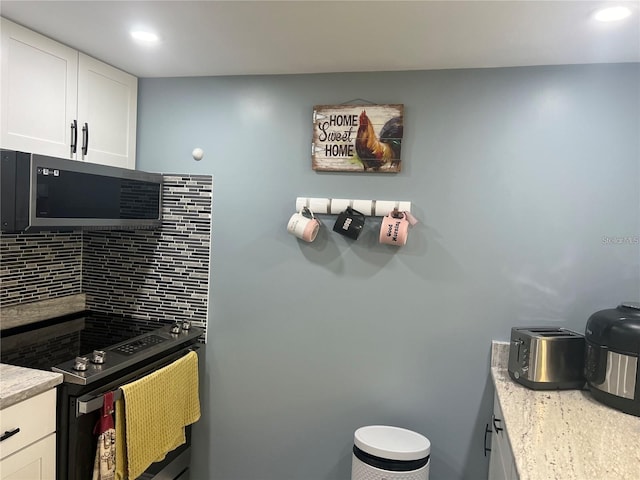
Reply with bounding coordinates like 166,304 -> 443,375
136,63 -> 640,480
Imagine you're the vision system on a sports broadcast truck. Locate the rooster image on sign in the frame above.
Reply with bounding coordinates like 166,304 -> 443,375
312,104 -> 404,173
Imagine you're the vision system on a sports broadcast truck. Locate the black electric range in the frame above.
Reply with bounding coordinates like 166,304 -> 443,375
0,311 -> 204,480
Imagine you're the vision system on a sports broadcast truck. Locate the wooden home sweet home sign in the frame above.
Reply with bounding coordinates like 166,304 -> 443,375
312,104 -> 404,173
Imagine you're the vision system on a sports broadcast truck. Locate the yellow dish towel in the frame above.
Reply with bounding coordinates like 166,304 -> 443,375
115,350 -> 200,480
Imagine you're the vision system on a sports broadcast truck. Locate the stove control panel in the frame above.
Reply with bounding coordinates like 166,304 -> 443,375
112,335 -> 166,356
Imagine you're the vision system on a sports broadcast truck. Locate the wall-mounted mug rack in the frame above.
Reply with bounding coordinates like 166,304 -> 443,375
295,197 -> 411,217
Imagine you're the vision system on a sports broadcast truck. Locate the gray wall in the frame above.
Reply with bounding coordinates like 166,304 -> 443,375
136,64 -> 640,480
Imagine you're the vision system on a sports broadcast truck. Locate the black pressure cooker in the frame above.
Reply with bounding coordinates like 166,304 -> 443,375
584,302 -> 640,416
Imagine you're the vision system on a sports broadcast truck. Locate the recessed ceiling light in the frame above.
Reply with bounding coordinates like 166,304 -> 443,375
593,6 -> 632,22
130,30 -> 160,43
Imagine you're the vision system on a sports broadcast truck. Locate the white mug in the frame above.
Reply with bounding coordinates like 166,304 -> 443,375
287,207 -> 320,242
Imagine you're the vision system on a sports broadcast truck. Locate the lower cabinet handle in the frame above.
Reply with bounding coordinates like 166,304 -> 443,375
1,427 -> 20,441
493,414 -> 503,433
484,423 -> 492,456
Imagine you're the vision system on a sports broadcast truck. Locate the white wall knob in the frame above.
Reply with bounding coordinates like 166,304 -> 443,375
192,148 -> 204,161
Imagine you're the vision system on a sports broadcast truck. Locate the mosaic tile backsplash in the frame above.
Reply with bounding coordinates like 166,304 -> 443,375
0,174 -> 212,335
0,232 -> 82,308
83,175 -> 212,329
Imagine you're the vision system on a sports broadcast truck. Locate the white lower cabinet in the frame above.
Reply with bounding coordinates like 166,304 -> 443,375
488,393 -> 519,480
0,433 -> 55,480
0,389 -> 57,480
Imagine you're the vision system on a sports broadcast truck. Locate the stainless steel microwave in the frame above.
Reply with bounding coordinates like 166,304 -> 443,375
1,150 -> 162,232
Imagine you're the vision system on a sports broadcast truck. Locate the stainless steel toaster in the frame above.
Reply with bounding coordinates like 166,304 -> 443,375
508,327 -> 585,390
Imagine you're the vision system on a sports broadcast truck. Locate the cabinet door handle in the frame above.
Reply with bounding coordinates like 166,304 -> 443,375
484,423 -> 492,456
82,122 -> 89,157
70,120 -> 78,155
1,427 -> 20,442
493,415 -> 503,433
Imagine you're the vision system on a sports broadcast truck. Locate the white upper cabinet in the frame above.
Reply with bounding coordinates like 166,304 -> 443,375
1,18 -> 137,169
77,53 -> 137,169
1,18 -> 78,159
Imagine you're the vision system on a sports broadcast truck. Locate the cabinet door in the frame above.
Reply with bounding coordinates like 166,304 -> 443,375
0,18 -> 78,158
488,394 -> 517,480
0,433 -> 56,480
488,434 -> 508,480
0,389 -> 56,460
77,53 -> 137,169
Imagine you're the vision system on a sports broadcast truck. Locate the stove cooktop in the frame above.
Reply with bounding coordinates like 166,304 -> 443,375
52,323 -> 203,385
0,312 -> 203,385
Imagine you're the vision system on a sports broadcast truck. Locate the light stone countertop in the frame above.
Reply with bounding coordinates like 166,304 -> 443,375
0,363 -> 63,409
491,342 -> 640,480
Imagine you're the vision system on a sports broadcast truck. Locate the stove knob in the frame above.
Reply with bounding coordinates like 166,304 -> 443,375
73,356 -> 89,372
171,323 -> 181,334
91,350 -> 106,364
181,320 -> 191,331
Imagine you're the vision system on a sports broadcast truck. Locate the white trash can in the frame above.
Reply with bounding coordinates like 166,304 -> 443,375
351,425 -> 430,480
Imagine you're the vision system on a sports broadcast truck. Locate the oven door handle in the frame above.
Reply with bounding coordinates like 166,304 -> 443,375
77,389 -> 123,417
75,346 -> 199,417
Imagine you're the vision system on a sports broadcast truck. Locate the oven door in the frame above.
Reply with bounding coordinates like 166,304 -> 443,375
57,347 -> 198,480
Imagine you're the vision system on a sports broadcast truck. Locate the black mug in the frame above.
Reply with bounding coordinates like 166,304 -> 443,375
333,207 -> 365,240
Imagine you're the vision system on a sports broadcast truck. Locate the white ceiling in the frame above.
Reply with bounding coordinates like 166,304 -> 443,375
1,0 -> 639,78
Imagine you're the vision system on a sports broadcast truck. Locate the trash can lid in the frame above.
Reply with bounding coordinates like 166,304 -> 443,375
354,425 -> 431,461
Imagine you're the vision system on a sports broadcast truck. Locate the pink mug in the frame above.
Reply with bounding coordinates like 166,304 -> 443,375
379,211 -> 409,246
287,207 -> 320,242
